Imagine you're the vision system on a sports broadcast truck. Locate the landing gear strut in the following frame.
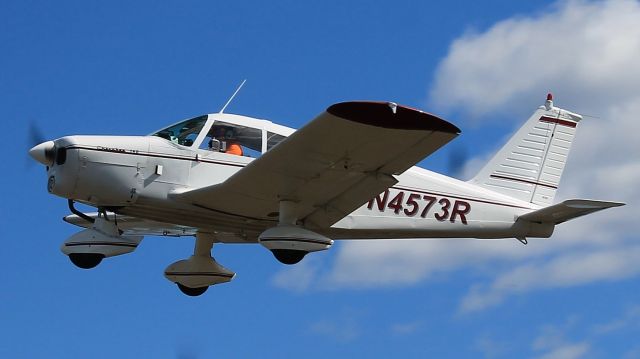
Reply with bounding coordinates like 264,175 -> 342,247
164,233 -> 235,296
62,207 -> 142,269
259,200 -> 333,265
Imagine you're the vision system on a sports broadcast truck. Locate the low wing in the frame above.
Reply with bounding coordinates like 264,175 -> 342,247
518,199 -> 625,224
173,101 -> 460,229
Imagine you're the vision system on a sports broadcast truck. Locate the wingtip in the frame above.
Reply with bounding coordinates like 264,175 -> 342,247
327,101 -> 461,134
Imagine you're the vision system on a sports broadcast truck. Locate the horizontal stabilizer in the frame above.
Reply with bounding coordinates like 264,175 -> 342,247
518,199 -> 625,224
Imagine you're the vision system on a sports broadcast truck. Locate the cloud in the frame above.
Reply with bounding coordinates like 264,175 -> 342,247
307,309 -> 363,343
308,319 -> 360,343
531,320 -> 591,359
271,256 -> 319,293
591,305 -> 640,335
534,343 -> 590,359
474,335 -> 511,358
272,0 -> 640,314
460,246 -> 640,313
429,0 -> 640,119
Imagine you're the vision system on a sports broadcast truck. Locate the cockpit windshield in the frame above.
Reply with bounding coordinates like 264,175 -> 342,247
151,115 -> 207,146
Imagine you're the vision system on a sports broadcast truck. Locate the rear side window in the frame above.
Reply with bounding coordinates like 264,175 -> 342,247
266,132 -> 286,151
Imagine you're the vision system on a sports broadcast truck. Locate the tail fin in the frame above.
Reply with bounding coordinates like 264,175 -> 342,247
469,94 -> 582,206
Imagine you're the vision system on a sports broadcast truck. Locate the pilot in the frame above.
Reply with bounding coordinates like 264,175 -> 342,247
209,126 -> 243,156
223,128 -> 243,156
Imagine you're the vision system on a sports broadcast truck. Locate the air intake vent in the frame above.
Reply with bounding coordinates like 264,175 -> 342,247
55,147 -> 67,165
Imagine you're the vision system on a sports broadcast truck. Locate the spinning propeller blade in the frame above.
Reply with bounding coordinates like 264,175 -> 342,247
26,121 -> 49,168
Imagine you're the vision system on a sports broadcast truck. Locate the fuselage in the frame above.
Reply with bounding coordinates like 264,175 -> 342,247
29,97 -> 621,295
44,126 -> 553,243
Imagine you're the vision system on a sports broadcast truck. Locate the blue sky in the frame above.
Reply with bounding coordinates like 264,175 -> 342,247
2,1 -> 640,358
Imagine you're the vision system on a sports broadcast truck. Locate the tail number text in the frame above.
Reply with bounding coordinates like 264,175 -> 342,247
367,190 -> 471,224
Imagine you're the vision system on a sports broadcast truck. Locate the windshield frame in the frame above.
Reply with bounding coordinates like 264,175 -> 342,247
148,115 -> 211,147
148,113 -> 295,153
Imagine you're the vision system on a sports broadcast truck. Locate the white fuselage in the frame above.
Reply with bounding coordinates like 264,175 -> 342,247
46,132 -> 553,243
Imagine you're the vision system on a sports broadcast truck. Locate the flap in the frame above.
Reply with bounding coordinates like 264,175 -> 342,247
173,101 -> 460,229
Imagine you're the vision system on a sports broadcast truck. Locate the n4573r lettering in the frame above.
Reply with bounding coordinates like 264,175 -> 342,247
367,189 -> 471,224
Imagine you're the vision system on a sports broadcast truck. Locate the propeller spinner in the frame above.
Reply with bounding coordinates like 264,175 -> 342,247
29,140 -> 56,165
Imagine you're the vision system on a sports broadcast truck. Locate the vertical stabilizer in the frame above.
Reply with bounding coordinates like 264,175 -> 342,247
469,94 -> 582,206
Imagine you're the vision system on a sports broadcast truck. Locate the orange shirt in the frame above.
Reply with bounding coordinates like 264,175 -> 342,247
226,142 -> 243,156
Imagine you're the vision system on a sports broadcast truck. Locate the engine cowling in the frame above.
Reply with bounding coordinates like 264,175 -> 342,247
259,226 -> 333,264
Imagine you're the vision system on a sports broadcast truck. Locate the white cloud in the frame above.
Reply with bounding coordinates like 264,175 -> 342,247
271,256 -> 319,293
591,305 -> 640,335
535,343 -> 590,359
308,319 -> 360,343
460,246 -> 640,313
474,335 -> 511,358
273,0 -> 640,313
531,320 -> 591,359
307,309 -> 363,343
430,0 -> 640,118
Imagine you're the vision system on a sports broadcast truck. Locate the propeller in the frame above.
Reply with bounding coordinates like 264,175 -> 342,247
26,121 -> 54,168
28,121 -> 46,147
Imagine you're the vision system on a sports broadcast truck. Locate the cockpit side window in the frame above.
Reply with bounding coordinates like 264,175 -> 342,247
152,116 -> 207,147
199,121 -> 262,157
266,132 -> 286,151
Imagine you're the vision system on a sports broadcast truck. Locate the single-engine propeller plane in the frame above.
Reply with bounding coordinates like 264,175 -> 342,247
29,93 -> 624,296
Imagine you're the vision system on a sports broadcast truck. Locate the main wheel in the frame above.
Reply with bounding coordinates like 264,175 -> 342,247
271,249 -> 308,265
69,253 -> 104,269
177,283 -> 208,296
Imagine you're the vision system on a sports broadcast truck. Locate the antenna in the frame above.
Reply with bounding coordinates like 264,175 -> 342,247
219,79 -> 247,114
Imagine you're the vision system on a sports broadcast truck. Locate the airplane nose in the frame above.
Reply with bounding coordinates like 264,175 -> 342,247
29,141 -> 56,165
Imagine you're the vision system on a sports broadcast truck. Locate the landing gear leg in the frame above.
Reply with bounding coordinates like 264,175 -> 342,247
164,233 -> 235,296
175,234 -> 215,296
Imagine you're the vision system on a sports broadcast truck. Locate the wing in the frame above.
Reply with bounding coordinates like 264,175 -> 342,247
172,101 -> 460,229
518,199 -> 625,224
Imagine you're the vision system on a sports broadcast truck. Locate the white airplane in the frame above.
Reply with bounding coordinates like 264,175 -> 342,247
29,93 -> 624,296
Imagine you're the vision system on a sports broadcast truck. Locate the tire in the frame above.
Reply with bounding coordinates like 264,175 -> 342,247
68,253 -> 104,269
177,283 -> 208,296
